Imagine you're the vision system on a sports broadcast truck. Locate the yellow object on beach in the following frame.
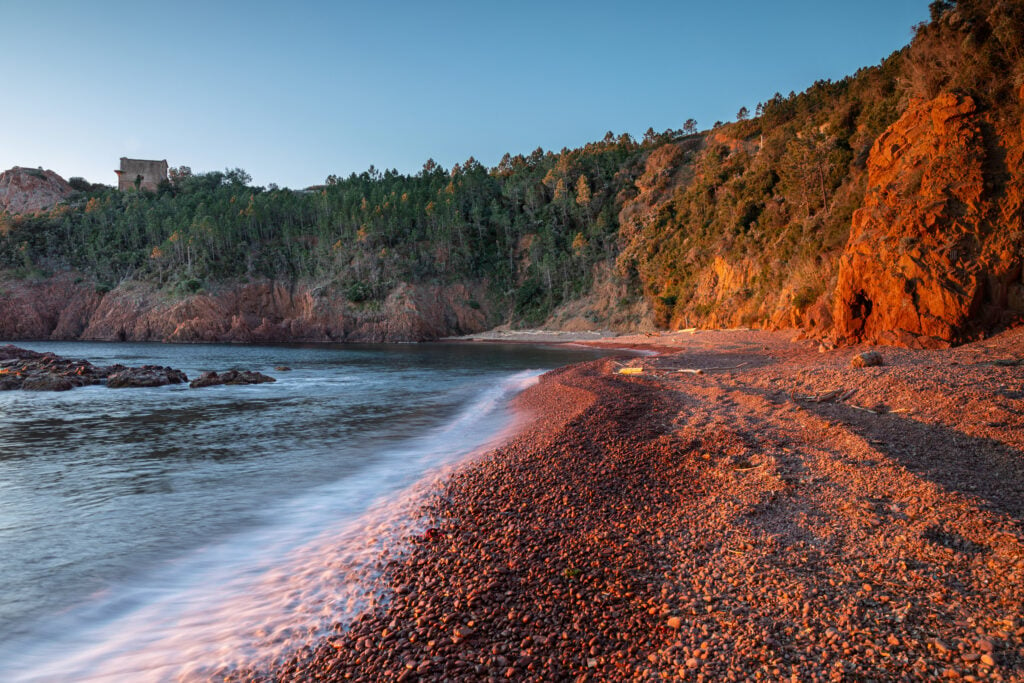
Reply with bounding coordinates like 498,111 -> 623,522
617,367 -> 643,375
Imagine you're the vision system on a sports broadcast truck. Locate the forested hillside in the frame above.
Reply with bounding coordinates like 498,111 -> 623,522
2,0 -> 1022,345
1,133 -> 665,332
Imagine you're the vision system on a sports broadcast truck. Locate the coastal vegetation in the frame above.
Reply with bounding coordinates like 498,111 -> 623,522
1,135 -> 659,327
1,0 -> 1022,343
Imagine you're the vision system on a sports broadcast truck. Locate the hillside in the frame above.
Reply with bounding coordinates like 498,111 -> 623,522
618,0 -> 1024,347
1,0 -> 1021,345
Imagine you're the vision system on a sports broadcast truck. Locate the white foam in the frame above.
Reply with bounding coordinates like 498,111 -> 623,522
0,371 -> 540,682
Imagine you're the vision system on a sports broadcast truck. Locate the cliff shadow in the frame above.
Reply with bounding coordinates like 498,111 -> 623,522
802,400 -> 1024,524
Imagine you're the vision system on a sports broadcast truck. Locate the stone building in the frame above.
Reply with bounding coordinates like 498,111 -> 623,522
114,157 -> 168,192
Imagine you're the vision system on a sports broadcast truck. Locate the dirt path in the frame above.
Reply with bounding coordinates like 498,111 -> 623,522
238,328 -> 1024,681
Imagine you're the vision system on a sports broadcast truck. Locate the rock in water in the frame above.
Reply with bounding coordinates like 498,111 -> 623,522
189,369 -> 276,389
0,345 -> 188,391
21,374 -> 74,391
851,351 -> 884,368
106,366 -> 189,388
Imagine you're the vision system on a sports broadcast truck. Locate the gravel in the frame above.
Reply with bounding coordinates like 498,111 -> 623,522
231,327 -> 1024,682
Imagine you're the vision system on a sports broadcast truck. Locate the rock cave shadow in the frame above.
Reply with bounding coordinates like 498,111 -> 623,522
800,400 -> 1024,525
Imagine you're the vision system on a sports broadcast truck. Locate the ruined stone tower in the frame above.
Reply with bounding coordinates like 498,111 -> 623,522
114,157 -> 168,192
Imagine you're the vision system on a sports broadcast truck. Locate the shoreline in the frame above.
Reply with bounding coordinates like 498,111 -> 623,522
239,328 -> 1024,680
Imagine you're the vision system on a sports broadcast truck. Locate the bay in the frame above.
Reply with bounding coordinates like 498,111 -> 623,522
0,340 -> 607,681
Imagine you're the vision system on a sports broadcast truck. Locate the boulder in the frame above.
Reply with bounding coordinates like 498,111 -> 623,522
851,351 -> 884,368
189,369 -> 276,389
0,345 -> 187,391
21,374 -> 74,391
106,365 -> 188,388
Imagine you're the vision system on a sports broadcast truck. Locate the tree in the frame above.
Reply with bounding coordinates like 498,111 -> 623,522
224,168 -> 252,186
168,166 -> 192,186
779,131 -> 846,217
554,178 -> 568,201
929,0 -> 954,22
68,177 -> 92,192
683,119 -> 698,135
575,175 -> 592,206
736,106 -> 749,121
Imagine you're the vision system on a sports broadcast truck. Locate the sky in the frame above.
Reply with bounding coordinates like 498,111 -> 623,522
2,1 -> 929,189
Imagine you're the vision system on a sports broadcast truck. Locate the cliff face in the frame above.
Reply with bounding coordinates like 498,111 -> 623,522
0,276 -> 492,343
832,91 -> 1024,347
0,167 -> 74,214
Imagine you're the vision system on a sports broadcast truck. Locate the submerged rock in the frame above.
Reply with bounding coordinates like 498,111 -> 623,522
189,369 -> 276,389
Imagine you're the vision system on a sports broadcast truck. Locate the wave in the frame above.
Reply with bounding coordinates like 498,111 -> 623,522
0,370 -> 541,682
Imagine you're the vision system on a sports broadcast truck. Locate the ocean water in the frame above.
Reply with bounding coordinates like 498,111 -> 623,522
0,341 -> 607,681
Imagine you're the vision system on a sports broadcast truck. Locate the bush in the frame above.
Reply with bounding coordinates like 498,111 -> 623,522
345,281 -> 373,303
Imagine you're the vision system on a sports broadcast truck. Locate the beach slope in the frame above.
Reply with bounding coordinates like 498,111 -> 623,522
254,329 -> 1024,681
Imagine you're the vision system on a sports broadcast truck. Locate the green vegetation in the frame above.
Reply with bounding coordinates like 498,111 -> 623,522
617,0 -> 1024,328
3,0 -> 1019,334
1,136 -> 662,324
617,56 -> 904,327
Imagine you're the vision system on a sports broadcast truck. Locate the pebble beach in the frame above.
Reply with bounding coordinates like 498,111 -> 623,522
235,328 -> 1024,682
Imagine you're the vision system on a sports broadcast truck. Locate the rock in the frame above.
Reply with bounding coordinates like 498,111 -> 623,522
21,374 -> 74,391
274,365 -> 292,371
851,351 -> 884,368
666,616 -> 682,630
0,345 -> 187,391
833,93 -> 1024,347
189,369 -> 276,389
0,166 -> 74,214
0,344 -> 46,361
0,278 -> 492,344
106,365 -> 188,388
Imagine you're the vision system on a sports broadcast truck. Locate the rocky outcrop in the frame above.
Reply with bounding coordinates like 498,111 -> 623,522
0,344 -> 187,391
0,276 -> 492,343
0,274 -> 103,340
0,167 -> 74,214
833,92 -> 1024,347
189,369 -> 275,389
106,365 -> 188,388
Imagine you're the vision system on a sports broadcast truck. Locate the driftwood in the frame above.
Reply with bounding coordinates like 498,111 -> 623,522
674,362 -> 749,374
792,387 -> 858,403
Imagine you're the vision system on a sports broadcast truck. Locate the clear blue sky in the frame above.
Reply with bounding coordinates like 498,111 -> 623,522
3,1 -> 928,189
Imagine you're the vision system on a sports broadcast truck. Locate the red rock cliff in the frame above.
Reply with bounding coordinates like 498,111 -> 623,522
833,92 -> 1024,347
0,276 -> 492,343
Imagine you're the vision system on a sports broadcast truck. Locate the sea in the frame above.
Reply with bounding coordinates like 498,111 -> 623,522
0,340 -> 608,681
